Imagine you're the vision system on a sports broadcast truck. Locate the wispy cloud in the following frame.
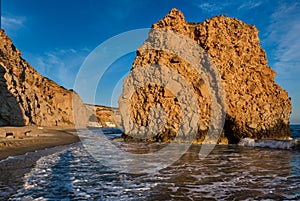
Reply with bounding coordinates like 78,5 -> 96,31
238,1 -> 262,10
30,48 -> 91,89
264,2 -> 300,123
197,0 -> 263,14
197,2 -> 224,13
1,15 -> 26,31
266,2 -> 300,79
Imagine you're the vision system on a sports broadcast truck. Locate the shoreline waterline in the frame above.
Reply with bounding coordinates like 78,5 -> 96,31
0,125 -> 299,200
0,126 -> 80,161
2,141 -> 300,200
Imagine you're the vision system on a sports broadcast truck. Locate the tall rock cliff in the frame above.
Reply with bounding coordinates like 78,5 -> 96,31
0,29 -> 86,127
120,9 -> 292,143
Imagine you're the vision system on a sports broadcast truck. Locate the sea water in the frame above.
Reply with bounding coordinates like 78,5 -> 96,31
0,126 -> 299,200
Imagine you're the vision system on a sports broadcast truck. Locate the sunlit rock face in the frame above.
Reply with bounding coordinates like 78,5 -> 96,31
119,8 -> 292,144
0,29 -> 87,127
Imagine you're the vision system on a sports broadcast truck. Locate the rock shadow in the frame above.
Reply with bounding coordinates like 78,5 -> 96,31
0,64 -> 24,126
223,115 -> 291,144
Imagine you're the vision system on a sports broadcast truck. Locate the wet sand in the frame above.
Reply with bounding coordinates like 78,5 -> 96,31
0,126 -> 81,160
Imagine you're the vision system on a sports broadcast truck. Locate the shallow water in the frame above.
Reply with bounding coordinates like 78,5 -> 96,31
0,126 -> 300,200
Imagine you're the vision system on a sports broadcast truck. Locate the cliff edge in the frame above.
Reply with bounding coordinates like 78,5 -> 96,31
0,29 -> 86,127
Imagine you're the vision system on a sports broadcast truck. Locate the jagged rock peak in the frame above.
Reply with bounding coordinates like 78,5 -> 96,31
120,9 -> 292,144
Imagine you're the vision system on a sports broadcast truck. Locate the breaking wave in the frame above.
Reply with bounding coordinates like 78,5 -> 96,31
238,138 -> 300,150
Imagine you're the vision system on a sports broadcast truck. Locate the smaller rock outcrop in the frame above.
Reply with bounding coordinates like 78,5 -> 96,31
85,104 -> 122,127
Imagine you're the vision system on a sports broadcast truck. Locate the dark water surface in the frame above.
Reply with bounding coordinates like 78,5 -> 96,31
0,126 -> 299,200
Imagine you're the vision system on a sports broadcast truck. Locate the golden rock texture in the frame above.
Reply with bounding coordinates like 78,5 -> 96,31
0,29 -> 86,127
85,104 -> 122,127
120,9 -> 292,143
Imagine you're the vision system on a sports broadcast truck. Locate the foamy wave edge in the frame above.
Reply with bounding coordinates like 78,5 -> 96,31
238,138 -> 300,150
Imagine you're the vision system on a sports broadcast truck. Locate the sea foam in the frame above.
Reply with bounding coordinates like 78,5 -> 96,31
238,138 -> 300,150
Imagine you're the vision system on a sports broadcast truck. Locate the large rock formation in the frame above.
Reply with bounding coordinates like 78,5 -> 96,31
120,9 -> 292,143
0,29 -> 86,127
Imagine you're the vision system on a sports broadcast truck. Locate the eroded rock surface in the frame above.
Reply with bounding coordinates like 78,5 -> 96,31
0,29 -> 86,126
85,104 -> 122,127
120,9 -> 292,143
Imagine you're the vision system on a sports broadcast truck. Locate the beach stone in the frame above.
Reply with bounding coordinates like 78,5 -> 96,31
120,8 -> 292,143
0,29 -> 88,127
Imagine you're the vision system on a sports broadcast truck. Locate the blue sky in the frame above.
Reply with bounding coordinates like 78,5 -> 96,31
1,0 -> 299,123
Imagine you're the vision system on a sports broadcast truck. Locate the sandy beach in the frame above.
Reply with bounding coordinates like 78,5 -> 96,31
0,126 -> 81,160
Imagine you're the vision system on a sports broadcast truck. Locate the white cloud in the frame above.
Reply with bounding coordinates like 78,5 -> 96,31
238,1 -> 262,10
31,48 -> 91,89
265,2 -> 300,123
1,15 -> 26,31
197,2 -> 224,13
266,3 -> 300,79
197,1 -> 263,14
